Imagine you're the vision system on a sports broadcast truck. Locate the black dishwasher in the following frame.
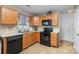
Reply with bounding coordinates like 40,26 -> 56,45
0,37 -> 2,54
6,35 -> 22,54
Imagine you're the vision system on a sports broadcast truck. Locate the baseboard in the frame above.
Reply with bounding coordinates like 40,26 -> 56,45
60,40 -> 74,44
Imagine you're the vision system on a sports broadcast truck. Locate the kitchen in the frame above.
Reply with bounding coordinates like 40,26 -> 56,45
0,5 -> 79,54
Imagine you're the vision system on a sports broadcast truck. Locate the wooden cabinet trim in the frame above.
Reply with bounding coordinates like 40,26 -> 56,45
2,37 -> 7,54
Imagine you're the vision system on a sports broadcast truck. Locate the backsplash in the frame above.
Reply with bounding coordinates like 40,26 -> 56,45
53,26 -> 60,32
31,27 -> 44,32
0,25 -> 59,35
31,26 -> 59,32
0,25 -> 18,35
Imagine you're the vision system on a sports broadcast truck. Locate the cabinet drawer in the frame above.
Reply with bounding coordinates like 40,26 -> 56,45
51,43 -> 57,46
51,41 -> 59,47
51,37 -> 57,40
51,41 -> 57,44
51,34 -> 57,37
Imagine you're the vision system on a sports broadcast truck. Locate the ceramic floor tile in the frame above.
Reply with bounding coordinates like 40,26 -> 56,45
20,41 -> 76,54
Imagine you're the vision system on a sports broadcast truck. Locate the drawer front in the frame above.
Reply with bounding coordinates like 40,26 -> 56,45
51,43 -> 57,46
51,41 -> 58,47
51,41 -> 57,44
51,35 -> 57,39
51,37 -> 57,41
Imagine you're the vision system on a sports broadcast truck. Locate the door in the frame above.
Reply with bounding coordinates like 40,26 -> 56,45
74,8 -> 79,53
60,13 -> 74,42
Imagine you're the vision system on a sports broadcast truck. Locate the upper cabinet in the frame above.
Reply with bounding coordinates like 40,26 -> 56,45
51,13 -> 58,26
40,16 -> 46,20
33,16 -> 41,26
0,7 -> 18,25
29,16 -> 34,26
30,16 -> 41,26
39,13 -> 59,26
29,13 -> 59,26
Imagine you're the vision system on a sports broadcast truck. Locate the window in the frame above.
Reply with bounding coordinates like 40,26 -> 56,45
18,14 -> 30,32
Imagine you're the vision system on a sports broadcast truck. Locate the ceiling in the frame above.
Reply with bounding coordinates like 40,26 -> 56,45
4,5 -> 76,16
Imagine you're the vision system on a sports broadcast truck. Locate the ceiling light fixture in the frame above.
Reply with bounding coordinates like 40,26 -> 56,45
26,5 -> 31,8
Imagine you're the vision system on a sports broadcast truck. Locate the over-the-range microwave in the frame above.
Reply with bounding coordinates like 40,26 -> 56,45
42,20 -> 52,26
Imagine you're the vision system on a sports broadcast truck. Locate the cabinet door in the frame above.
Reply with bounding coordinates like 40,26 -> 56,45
51,14 -> 58,26
46,15 -> 51,19
28,35 -> 32,46
39,16 -> 46,26
23,34 -> 29,49
40,16 -> 46,20
34,16 -> 40,26
34,32 -> 40,42
37,32 -> 40,42
2,7 -> 18,24
29,16 -> 34,26
23,34 -> 27,49
10,10 -> 18,24
31,33 -> 36,44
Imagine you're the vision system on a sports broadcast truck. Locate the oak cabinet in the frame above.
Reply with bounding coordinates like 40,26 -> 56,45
51,32 -> 59,47
51,14 -> 58,26
34,32 -> 40,42
30,14 -> 59,26
22,34 -> 32,49
34,17 -> 41,26
40,16 -> 46,20
29,16 -> 41,26
22,34 -> 28,49
31,33 -> 36,44
39,16 -> 46,25
0,7 -> 18,25
22,32 -> 38,49
29,16 -> 34,26
2,37 -> 7,54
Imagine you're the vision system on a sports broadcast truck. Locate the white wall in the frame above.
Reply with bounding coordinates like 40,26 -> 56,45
60,12 -> 74,42
74,6 -> 79,53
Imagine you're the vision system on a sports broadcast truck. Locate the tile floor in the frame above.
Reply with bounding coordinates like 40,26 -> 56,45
20,41 -> 76,54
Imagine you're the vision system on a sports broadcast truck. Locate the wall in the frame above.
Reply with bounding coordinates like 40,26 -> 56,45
60,12 -> 74,42
73,6 -> 79,53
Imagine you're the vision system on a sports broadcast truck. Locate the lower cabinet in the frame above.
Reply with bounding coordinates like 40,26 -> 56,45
34,32 -> 40,42
22,32 -> 40,49
31,33 -> 36,44
23,34 -> 30,49
51,32 -> 59,47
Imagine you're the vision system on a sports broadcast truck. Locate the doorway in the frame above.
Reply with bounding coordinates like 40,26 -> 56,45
60,13 -> 74,43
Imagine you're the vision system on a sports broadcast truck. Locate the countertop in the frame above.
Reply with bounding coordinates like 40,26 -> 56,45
0,32 -> 38,37
0,30 -> 59,37
0,33 -> 23,37
52,28 -> 59,33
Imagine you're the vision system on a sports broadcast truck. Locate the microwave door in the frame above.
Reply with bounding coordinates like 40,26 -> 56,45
42,20 -> 52,26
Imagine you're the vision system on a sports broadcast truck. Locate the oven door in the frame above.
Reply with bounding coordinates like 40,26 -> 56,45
40,32 -> 51,47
